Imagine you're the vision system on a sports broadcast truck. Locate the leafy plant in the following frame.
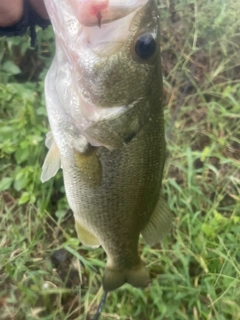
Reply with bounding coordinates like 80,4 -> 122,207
1,1 -> 240,319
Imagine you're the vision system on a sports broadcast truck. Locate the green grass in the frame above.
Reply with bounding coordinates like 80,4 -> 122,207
1,0 -> 240,319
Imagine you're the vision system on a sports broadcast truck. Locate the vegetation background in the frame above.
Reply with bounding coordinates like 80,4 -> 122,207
1,0 -> 240,319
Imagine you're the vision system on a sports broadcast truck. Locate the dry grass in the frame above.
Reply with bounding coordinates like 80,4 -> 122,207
1,0 -> 240,319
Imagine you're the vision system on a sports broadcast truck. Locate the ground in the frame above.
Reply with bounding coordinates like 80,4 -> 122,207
0,0 -> 240,319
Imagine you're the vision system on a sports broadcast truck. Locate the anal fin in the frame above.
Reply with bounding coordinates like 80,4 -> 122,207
141,193 -> 172,245
75,220 -> 100,248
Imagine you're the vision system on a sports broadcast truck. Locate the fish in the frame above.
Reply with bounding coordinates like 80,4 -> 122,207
42,0 -> 172,292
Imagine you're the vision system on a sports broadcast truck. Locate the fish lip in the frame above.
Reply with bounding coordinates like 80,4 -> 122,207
76,0 -> 149,27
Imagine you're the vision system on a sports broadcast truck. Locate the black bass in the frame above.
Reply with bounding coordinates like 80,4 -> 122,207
42,0 -> 172,292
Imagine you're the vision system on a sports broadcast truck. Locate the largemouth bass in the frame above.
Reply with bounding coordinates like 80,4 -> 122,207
42,0 -> 172,292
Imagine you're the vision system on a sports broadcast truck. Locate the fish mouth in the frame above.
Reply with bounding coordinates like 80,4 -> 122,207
73,0 -> 149,27
72,0 -> 150,57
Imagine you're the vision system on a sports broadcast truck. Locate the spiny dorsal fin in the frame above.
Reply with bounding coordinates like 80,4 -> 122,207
41,132 -> 61,183
141,193 -> 172,245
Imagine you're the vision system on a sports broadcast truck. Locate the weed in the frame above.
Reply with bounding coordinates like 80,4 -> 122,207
1,1 -> 240,319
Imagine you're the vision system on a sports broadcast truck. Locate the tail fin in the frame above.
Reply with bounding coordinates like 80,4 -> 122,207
103,261 -> 150,291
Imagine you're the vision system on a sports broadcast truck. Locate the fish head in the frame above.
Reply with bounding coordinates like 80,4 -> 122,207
57,0 -> 162,110
76,0 -> 161,108
44,0 -> 162,147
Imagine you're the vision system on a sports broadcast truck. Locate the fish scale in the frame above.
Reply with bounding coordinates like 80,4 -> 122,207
42,0 -> 172,292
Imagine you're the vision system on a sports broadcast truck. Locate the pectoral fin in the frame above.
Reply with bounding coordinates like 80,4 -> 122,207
41,136 -> 61,183
141,193 -> 172,245
74,148 -> 102,186
75,220 -> 100,248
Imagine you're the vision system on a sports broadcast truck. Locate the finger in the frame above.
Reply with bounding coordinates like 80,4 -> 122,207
0,0 -> 23,27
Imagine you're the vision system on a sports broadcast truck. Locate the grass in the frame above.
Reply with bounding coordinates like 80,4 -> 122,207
1,0 -> 240,319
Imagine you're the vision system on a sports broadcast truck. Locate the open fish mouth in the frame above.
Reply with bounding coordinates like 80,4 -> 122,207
71,0 -> 149,27
68,0 -> 152,58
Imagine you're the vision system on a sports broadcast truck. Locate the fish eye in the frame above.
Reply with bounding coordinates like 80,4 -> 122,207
134,33 -> 157,60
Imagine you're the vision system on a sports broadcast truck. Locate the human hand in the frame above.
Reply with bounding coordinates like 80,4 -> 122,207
0,0 -> 48,27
